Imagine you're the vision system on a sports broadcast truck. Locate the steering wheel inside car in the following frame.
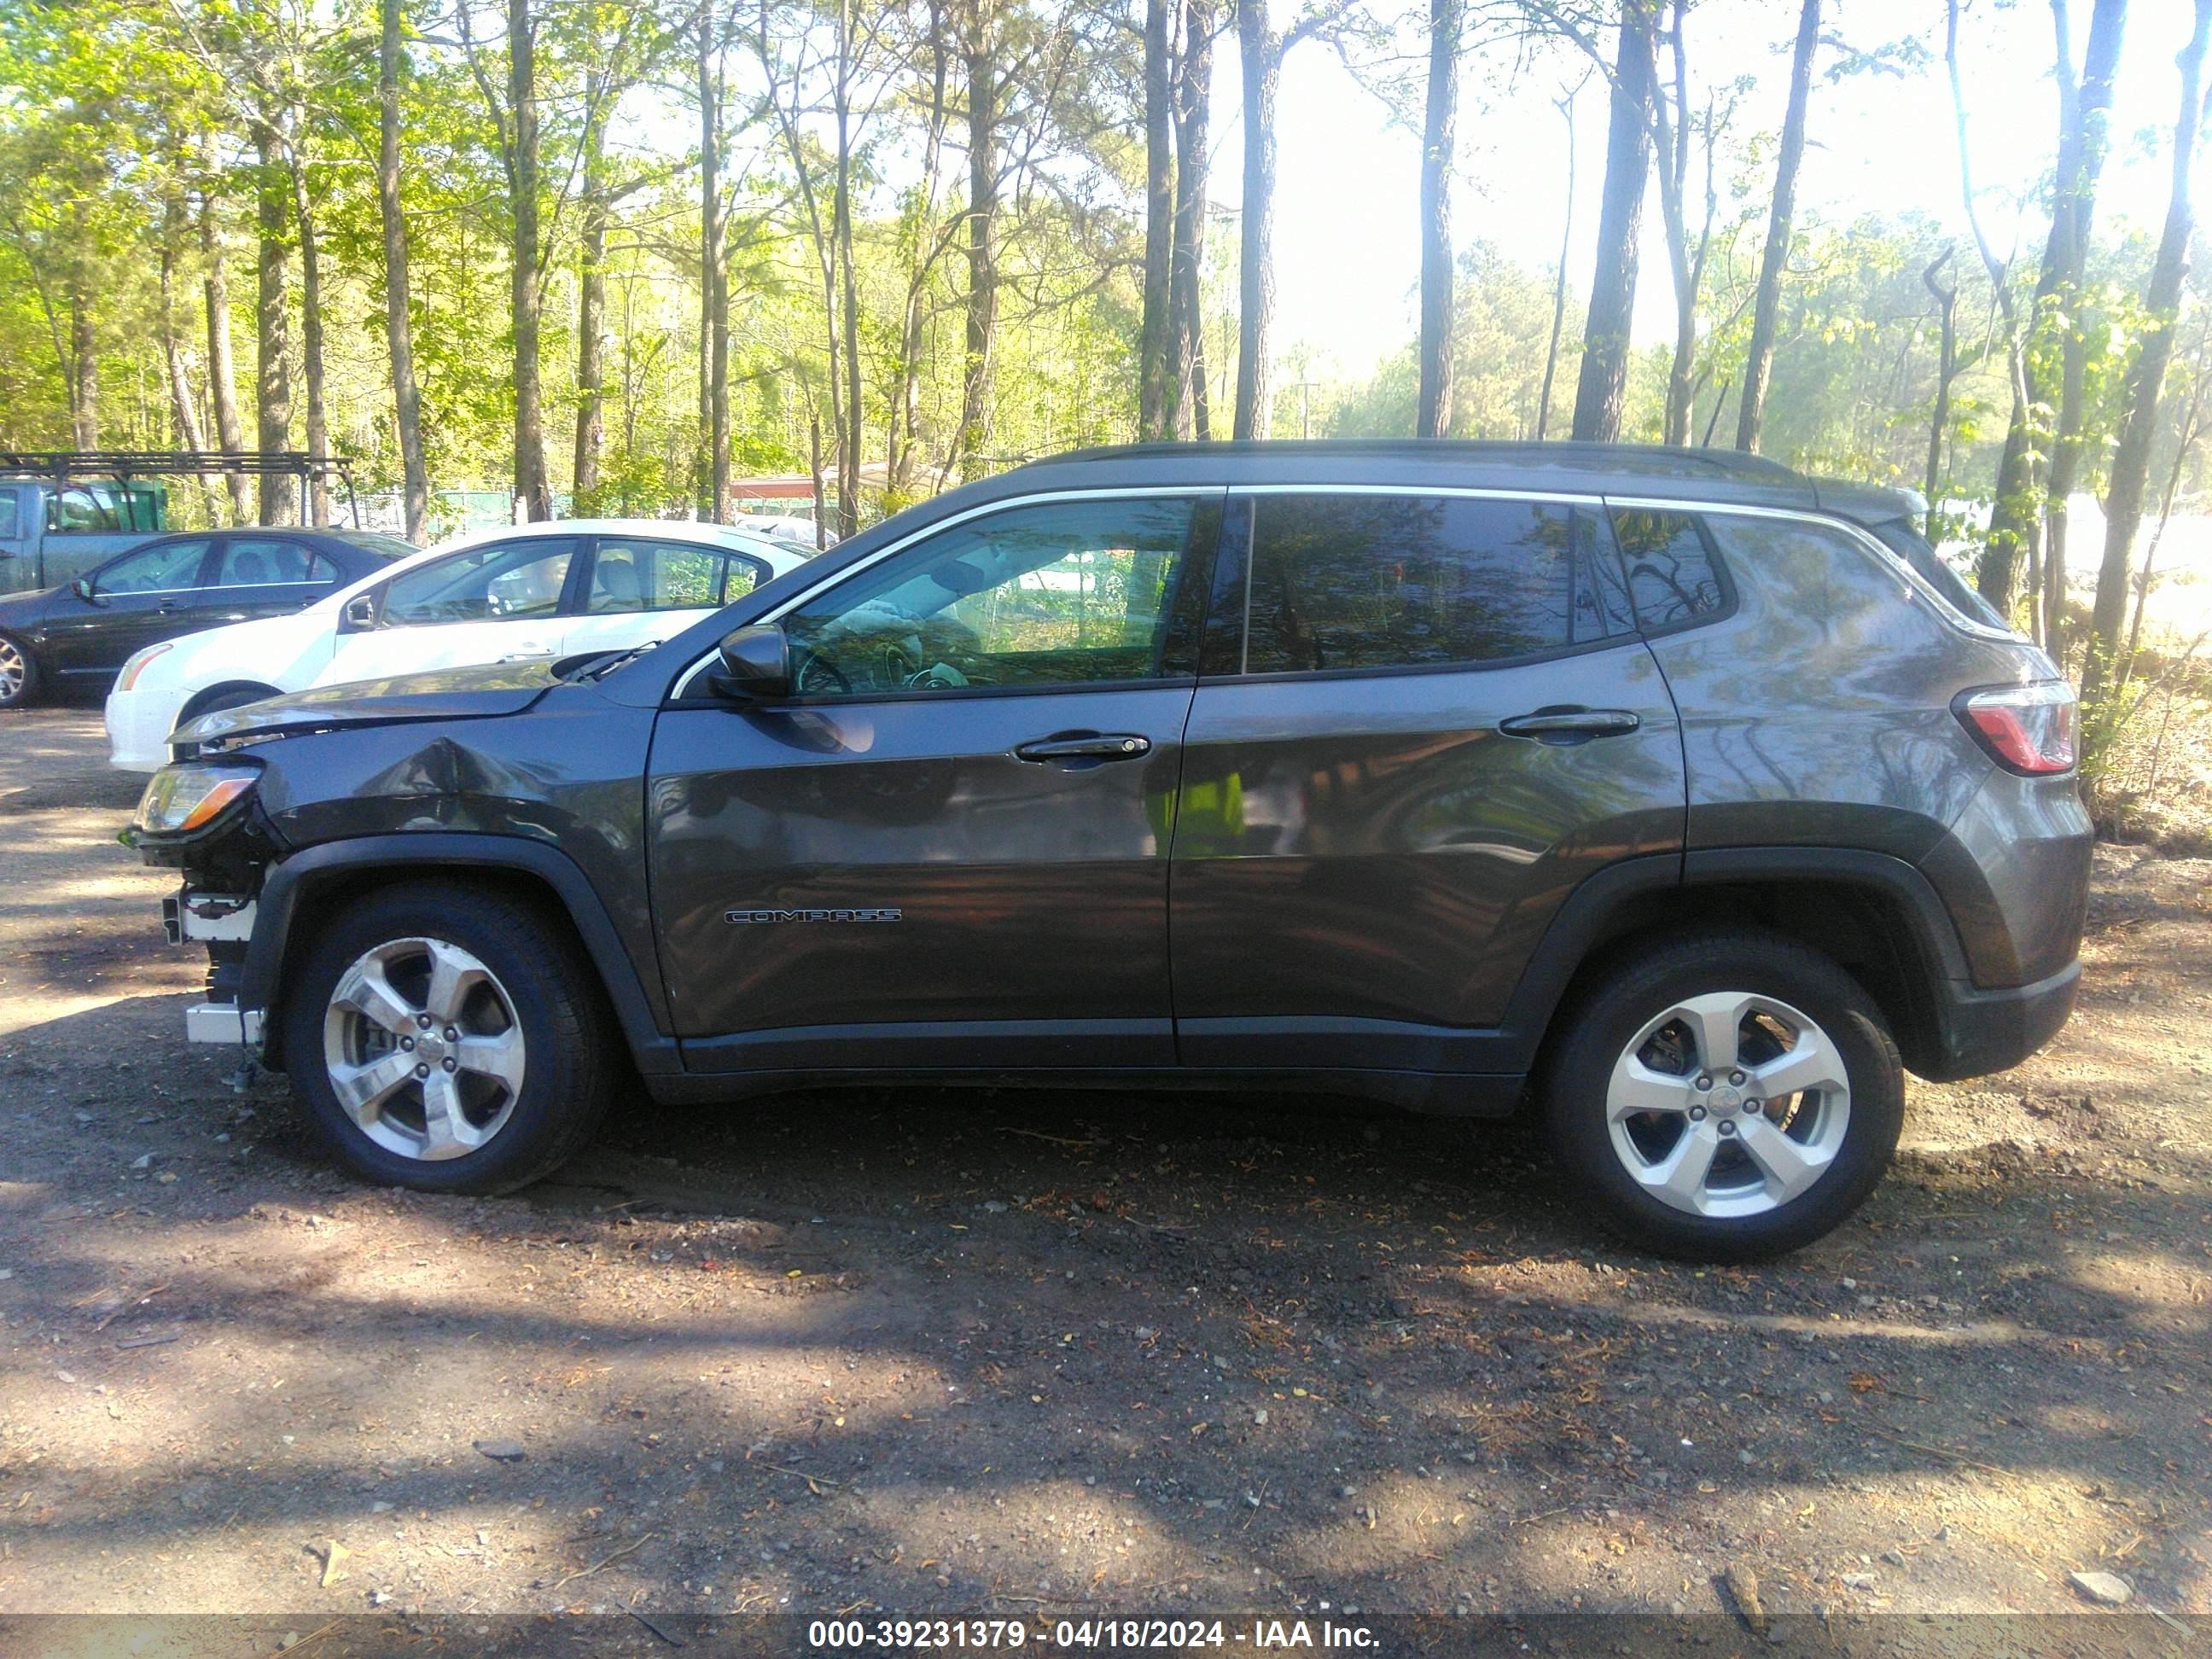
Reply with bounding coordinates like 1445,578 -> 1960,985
793,649 -> 850,696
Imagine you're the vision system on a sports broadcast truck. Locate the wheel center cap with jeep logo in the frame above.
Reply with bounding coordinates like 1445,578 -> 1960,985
1708,1085 -> 1742,1115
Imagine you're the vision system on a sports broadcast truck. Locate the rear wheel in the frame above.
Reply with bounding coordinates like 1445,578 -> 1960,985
1542,930 -> 1904,1260
0,634 -> 39,708
284,882 -> 617,1194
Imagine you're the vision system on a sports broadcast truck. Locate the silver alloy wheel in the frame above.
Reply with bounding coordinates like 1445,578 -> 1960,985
1604,990 -> 1852,1219
322,937 -> 526,1161
0,637 -> 25,704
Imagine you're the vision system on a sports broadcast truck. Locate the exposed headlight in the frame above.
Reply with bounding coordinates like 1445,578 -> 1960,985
131,762 -> 261,839
116,643 -> 172,692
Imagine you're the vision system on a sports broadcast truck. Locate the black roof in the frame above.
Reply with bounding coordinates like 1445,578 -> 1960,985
993,438 -> 1824,513
994,440 -> 1935,532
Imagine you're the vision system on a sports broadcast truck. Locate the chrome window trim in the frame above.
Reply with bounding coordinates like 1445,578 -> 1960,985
670,481 -> 2020,699
1227,481 -> 1606,507
1609,496 -> 2023,643
670,486 -> 1224,699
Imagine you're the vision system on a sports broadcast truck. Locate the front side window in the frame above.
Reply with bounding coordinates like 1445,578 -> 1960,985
381,538 -> 579,626
96,539 -> 210,594
1612,509 -> 1728,631
210,538 -> 332,588
586,539 -> 759,614
783,497 -> 1198,696
1242,494 -> 1632,675
0,489 -> 19,539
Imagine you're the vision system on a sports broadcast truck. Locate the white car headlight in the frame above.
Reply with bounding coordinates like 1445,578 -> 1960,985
131,761 -> 261,840
117,643 -> 172,692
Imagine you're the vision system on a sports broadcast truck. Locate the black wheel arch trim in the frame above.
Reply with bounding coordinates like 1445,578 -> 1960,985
1496,845 -> 1989,1074
244,832 -> 679,1076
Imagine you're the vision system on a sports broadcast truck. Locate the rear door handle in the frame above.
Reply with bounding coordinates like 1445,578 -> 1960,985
1014,731 -> 1153,763
1497,707 -> 1641,743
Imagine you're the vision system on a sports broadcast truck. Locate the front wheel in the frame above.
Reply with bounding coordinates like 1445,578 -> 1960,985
283,882 -> 618,1194
1542,930 -> 1904,1261
0,633 -> 40,708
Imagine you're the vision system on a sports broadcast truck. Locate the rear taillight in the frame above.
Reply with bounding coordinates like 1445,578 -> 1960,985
1954,681 -> 2076,775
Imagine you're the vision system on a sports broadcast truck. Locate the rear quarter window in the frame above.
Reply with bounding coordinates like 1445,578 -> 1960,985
1610,509 -> 1731,632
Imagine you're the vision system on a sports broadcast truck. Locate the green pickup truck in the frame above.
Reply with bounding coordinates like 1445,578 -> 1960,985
0,474 -> 172,595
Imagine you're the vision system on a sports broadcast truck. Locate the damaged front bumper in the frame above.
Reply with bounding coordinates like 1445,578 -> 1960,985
164,888 -> 265,1048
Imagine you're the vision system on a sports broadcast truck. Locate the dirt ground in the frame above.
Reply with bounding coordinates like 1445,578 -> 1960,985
2,705 -> 2209,1634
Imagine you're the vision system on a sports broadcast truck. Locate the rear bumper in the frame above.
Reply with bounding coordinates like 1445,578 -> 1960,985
1918,958 -> 2080,1083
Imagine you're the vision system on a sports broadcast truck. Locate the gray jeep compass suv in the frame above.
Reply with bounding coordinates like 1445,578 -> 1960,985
129,443 -> 2090,1260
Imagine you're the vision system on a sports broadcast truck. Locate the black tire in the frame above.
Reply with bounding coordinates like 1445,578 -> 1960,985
0,632 -> 41,709
171,684 -> 279,760
283,881 -> 618,1194
1540,929 -> 1904,1262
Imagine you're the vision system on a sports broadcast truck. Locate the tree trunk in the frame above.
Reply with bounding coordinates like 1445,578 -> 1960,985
1921,250 -> 1959,539
158,213 -> 207,455
1167,0 -> 1215,440
379,0 -> 429,544
834,0 -> 863,536
1138,0 -> 1174,440
2124,331 -> 2209,683
809,414 -> 829,549
698,3 -> 729,523
1234,0 -> 1282,441
1416,0 -> 1460,439
2042,0 -> 2131,665
1979,0 -> 2128,619
1536,90 -> 1577,441
958,3 -> 999,479
289,143 -> 330,527
573,68 -> 609,511
509,0 -> 550,521
1650,0 -> 1696,445
251,117 -> 294,525
1570,1 -> 1656,444
67,283 -> 98,450
2084,0 -> 2207,699
1734,0 -> 1819,452
890,0 -> 948,492
200,150 -> 251,522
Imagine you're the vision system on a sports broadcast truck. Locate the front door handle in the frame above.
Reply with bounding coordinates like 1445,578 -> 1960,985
1497,707 -> 1641,743
1014,731 -> 1153,763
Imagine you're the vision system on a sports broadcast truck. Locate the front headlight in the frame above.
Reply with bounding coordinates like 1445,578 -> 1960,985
116,643 -> 172,692
131,762 -> 261,839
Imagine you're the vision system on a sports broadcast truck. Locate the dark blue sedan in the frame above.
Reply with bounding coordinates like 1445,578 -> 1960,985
0,527 -> 415,707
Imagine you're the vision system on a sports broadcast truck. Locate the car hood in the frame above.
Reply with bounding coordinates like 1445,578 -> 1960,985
174,658 -> 563,748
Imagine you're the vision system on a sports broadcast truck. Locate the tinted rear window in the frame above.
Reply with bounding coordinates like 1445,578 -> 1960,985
325,531 -> 418,560
1860,516 -> 2008,629
1243,494 -> 1633,674
1610,509 -> 1730,631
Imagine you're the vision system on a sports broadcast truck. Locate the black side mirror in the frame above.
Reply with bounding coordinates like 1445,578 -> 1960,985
70,577 -> 101,604
711,622 -> 793,701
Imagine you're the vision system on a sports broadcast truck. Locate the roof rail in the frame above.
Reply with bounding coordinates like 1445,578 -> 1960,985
1024,439 -> 1806,484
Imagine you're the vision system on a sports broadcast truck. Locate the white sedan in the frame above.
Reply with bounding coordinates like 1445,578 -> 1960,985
107,519 -> 814,771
